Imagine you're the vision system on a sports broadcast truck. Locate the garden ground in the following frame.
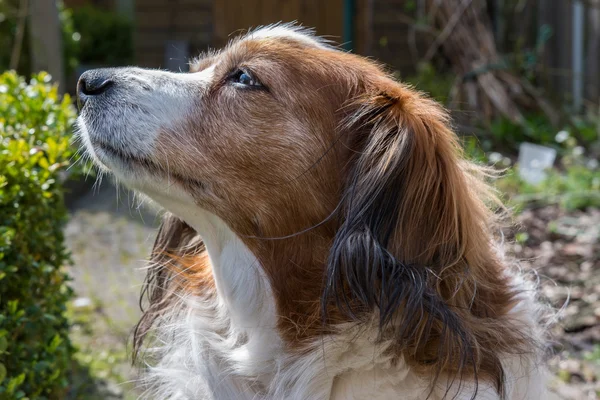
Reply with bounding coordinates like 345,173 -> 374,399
64,180 -> 156,399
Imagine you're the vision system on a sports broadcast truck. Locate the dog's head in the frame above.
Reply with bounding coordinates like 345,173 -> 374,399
77,26 -> 353,222
77,24 -> 532,395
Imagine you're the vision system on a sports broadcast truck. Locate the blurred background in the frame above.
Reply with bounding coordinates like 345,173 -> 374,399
0,0 -> 599,399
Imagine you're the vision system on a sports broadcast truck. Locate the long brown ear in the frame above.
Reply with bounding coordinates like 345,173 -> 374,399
323,81 -> 517,396
132,213 -> 205,362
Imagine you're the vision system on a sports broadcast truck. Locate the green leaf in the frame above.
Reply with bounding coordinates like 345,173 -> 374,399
48,334 -> 63,353
6,373 -> 25,394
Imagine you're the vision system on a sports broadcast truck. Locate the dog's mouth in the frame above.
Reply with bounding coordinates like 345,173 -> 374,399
93,139 -> 158,172
90,139 -> 204,190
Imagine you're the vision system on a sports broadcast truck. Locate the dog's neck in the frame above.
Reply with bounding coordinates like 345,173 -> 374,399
150,192 -> 279,336
188,210 -> 272,328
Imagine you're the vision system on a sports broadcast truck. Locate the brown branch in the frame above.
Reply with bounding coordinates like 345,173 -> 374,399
422,0 -> 473,62
418,0 -> 561,127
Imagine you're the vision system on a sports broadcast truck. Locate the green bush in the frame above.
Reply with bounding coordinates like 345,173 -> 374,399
72,5 -> 133,66
497,163 -> 600,211
0,71 -> 76,399
460,120 -> 600,211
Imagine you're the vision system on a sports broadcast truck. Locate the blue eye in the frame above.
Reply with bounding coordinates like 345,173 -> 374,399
232,69 -> 259,87
238,72 -> 253,85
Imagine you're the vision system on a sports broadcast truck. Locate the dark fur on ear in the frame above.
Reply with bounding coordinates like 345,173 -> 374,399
322,85 -> 520,398
132,213 -> 204,363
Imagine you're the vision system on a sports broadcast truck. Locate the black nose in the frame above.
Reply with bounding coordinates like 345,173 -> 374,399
77,69 -> 115,110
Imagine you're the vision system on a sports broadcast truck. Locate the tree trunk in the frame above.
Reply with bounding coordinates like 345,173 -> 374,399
586,3 -> 600,106
28,0 -> 64,92
424,0 -> 558,126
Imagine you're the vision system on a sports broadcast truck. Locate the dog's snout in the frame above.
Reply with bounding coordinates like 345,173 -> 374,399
77,69 -> 115,110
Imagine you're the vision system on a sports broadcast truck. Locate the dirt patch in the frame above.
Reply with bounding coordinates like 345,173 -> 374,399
506,206 -> 600,399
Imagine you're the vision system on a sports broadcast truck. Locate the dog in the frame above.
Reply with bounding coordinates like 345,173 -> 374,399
76,23 -> 550,400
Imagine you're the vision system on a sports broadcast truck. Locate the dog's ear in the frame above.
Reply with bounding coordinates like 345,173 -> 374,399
323,80 -> 508,392
133,213 -> 204,361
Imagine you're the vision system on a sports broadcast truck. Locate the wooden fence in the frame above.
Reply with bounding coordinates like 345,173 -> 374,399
130,0 -> 425,76
213,0 -> 344,48
77,0 -> 597,107
537,0 -> 600,109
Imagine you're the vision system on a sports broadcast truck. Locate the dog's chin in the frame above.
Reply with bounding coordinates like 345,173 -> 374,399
84,135 -> 203,222
77,117 -> 206,205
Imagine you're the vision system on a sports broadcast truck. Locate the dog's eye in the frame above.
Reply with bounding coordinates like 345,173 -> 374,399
231,69 -> 260,87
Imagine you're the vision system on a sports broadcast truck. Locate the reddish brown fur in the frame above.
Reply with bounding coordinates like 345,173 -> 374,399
138,32 -> 533,393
